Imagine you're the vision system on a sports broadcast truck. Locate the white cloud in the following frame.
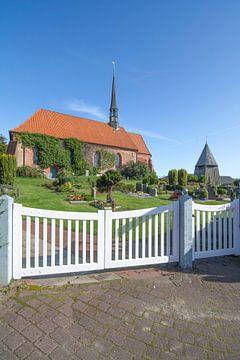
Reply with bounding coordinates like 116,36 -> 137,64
129,128 -> 182,145
64,99 -> 107,120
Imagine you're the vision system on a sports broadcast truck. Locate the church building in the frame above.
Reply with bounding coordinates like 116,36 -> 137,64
7,72 -> 152,177
194,142 -> 221,186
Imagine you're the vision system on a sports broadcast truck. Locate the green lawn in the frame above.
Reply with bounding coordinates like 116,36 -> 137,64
15,177 -> 172,212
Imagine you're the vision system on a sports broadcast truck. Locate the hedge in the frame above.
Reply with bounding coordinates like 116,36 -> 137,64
0,154 -> 17,185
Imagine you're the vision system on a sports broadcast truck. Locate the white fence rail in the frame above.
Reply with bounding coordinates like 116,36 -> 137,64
192,200 -> 240,259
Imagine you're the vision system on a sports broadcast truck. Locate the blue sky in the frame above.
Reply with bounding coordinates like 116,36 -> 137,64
1,0 -> 240,177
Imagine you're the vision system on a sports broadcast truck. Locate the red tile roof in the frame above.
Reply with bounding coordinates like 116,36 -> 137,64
128,132 -> 151,155
11,109 -> 151,155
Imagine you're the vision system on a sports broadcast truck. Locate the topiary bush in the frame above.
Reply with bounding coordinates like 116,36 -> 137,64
178,169 -> 188,187
17,166 -> 44,178
0,154 -> 17,185
168,169 -> 178,186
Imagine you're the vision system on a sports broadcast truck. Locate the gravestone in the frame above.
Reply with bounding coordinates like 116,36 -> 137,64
136,182 -> 143,192
142,184 -> 148,193
150,188 -> 158,197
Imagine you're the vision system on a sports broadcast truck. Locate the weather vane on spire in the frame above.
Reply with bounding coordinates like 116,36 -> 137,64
112,60 -> 116,74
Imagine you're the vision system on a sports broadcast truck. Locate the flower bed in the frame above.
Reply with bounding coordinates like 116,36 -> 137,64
66,194 -> 93,203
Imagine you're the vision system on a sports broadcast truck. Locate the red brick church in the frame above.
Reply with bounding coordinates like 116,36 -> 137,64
8,72 -> 152,177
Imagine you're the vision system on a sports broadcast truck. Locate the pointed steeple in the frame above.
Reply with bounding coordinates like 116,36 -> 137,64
195,143 -> 218,167
109,62 -> 119,129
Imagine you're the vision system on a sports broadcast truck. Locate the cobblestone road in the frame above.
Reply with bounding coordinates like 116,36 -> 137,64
0,256 -> 240,359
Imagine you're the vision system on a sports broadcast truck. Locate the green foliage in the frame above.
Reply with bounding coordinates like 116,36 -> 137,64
64,138 -> 88,175
56,168 -> 72,185
199,174 -> 206,184
56,182 -> 73,192
143,170 -> 158,185
0,154 -> 17,185
187,174 -> 198,183
197,188 -> 208,199
17,166 -> 43,178
16,132 -> 69,169
0,134 -> 7,155
178,169 -> 188,186
234,179 -> 240,187
98,149 -> 116,171
97,170 -> 122,200
168,169 -> 178,186
121,161 -> 150,180
217,187 -> 228,196
114,182 -> 136,193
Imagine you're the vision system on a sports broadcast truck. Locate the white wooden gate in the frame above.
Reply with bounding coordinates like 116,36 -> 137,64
12,204 -> 105,278
192,200 -> 240,259
105,203 -> 179,268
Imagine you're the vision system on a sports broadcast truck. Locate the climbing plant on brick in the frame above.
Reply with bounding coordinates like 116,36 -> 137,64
64,138 -> 88,175
16,133 -> 70,169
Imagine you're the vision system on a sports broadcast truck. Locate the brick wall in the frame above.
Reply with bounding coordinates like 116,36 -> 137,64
84,143 -> 137,168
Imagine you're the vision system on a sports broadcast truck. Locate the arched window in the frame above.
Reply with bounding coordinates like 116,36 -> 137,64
94,152 -> 101,168
115,153 -> 122,169
33,146 -> 39,165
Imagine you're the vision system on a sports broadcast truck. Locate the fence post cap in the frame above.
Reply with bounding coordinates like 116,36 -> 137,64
0,194 -> 14,202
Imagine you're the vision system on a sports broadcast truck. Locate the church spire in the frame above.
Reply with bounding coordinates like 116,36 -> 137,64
109,61 -> 119,129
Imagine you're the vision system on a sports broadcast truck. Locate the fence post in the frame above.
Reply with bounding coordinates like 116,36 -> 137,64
179,194 -> 193,269
0,195 -> 14,286
236,190 -> 240,255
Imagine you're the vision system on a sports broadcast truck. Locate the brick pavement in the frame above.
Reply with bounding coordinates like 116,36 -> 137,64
0,256 -> 240,359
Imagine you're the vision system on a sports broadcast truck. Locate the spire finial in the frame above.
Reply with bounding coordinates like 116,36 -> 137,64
109,61 -> 119,130
112,60 -> 116,75
206,136 -> 208,144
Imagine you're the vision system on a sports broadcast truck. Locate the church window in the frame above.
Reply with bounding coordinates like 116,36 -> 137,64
33,146 -> 39,165
94,152 -> 101,168
115,153 -> 122,169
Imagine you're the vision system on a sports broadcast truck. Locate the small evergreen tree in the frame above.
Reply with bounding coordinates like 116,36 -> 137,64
168,169 -> 178,186
0,154 -> 17,185
178,169 -> 188,186
97,170 -> 122,202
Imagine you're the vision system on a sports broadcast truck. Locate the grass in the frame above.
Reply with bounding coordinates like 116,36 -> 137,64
15,177 -> 172,212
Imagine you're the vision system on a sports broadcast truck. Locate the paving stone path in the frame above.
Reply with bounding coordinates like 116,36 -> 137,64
0,256 -> 240,359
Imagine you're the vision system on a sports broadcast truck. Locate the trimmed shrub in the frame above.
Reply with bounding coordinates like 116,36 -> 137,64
187,174 -> 198,183
17,166 -> 44,178
197,189 -> 208,199
178,169 -> 188,187
0,154 -> 17,185
168,169 -> 178,185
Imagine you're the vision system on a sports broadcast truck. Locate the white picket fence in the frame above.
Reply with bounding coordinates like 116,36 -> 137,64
10,198 -> 240,280
12,202 -> 179,279
192,200 -> 239,259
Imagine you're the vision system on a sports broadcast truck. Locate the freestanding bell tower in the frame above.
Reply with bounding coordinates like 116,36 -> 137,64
108,66 -> 119,130
194,142 -> 221,186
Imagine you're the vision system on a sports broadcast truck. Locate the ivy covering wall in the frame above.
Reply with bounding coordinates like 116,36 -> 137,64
16,132 -> 88,174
